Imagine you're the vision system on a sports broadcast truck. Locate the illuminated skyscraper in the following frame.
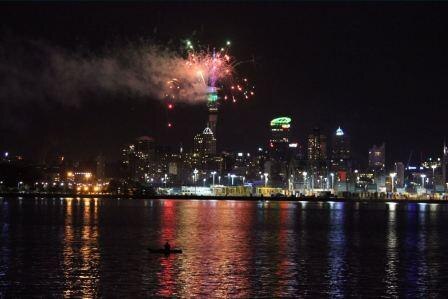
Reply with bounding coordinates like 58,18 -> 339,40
121,136 -> 155,182
331,126 -> 351,171
307,127 -> 328,187
307,127 -> 327,163
136,136 -> 156,159
269,116 -> 291,159
193,134 -> 203,155
269,117 -> 291,146
202,127 -> 216,155
368,143 -> 385,173
265,117 -> 292,186
193,127 -> 216,156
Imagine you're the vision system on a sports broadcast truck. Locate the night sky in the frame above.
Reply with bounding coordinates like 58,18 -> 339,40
1,3 -> 447,166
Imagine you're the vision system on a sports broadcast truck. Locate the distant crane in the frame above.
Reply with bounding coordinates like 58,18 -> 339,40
406,150 -> 413,169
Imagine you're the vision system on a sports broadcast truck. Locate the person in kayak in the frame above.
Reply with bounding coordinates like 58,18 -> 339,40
164,241 -> 171,251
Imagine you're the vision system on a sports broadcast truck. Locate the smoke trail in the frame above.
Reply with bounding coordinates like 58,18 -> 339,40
0,38 -> 207,107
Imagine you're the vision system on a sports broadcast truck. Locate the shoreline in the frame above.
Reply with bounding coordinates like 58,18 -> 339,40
1,192 -> 447,204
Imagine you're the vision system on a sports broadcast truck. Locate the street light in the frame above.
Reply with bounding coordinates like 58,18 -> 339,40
193,169 -> 198,185
231,174 -> 236,186
431,164 -> 437,193
193,168 -> 199,195
303,172 -> 307,191
330,173 -> 335,190
390,172 -> 397,194
211,171 -> 217,186
289,174 -> 294,192
242,176 -> 246,185
421,174 -> 426,189
203,178 -> 206,187
218,176 -> 221,185
264,173 -> 269,187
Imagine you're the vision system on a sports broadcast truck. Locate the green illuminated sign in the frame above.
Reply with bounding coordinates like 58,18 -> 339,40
270,117 -> 291,126
208,93 -> 218,102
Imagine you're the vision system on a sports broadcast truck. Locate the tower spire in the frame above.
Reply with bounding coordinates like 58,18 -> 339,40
207,86 -> 219,135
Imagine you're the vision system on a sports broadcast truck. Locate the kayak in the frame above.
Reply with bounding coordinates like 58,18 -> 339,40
148,248 -> 183,254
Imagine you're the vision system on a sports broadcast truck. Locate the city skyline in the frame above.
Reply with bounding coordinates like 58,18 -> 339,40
3,113 -> 446,198
1,4 -> 448,164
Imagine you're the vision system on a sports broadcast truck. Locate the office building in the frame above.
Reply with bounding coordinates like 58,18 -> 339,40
122,136 -> 156,182
307,127 -> 327,165
194,127 -> 216,156
368,143 -> 385,173
331,126 -> 351,171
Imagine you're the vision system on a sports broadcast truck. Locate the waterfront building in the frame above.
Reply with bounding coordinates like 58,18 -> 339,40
422,157 -> 443,192
233,152 -> 252,177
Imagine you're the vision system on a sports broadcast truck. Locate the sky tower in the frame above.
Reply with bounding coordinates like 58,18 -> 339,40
207,86 -> 219,135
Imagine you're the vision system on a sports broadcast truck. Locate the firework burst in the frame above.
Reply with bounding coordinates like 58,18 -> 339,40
165,40 -> 255,104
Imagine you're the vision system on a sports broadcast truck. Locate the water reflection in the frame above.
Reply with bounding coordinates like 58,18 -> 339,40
1,199 -> 448,296
384,203 -> 399,296
0,200 -> 10,289
415,204 -> 428,296
62,198 -> 100,297
174,200 -> 252,297
427,204 -> 441,296
156,200 -> 176,297
272,202 -> 298,297
327,203 -> 346,297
